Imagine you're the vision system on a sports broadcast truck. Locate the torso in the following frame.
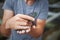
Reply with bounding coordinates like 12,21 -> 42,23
9,0 -> 42,40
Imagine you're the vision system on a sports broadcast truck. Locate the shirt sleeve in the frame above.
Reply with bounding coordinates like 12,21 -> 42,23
38,0 -> 48,20
2,0 -> 14,11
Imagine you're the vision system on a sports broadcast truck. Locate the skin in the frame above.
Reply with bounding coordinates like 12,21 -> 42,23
25,0 -> 35,6
1,0 -> 46,38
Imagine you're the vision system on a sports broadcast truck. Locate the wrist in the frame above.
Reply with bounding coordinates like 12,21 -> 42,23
5,20 -> 11,29
28,25 -> 43,38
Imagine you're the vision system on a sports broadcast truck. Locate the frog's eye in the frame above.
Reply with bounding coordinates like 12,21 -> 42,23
27,12 -> 37,18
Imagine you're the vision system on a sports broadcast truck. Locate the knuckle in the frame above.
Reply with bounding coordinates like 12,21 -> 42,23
16,14 -> 22,16
17,14 -> 20,15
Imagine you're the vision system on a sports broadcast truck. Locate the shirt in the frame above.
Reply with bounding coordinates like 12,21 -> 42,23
2,0 -> 48,40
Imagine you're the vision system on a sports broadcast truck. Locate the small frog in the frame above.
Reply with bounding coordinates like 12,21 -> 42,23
27,12 -> 37,27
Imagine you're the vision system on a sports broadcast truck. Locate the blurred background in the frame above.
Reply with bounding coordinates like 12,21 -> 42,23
0,0 -> 60,40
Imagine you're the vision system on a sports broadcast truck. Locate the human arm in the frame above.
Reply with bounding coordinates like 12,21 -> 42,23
28,0 -> 48,38
0,0 -> 14,37
17,0 -> 48,38
1,10 -> 14,37
29,19 -> 46,38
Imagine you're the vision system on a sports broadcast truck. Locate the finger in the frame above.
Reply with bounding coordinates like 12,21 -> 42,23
18,26 -> 30,29
26,28 -> 31,33
21,30 -> 25,34
17,31 -> 22,34
16,18 -> 28,22
19,22 -> 27,26
17,31 -> 20,33
15,26 -> 30,30
13,15 -> 28,22
15,22 -> 28,26
17,30 -> 25,34
16,14 -> 35,21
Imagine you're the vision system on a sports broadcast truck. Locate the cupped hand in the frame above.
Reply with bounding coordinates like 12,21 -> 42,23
5,14 -> 35,33
16,25 -> 36,34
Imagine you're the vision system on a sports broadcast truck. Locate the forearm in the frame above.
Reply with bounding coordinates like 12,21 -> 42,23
29,19 -> 45,38
0,10 -> 14,37
1,23 -> 11,37
29,26 -> 44,38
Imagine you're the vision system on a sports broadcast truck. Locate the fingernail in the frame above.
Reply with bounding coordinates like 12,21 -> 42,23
22,30 -> 25,33
26,29 -> 30,33
17,31 -> 19,33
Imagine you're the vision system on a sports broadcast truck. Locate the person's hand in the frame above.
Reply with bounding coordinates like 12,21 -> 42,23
5,14 -> 35,34
17,25 -> 36,34
17,20 -> 36,34
17,26 -> 31,34
16,21 -> 33,34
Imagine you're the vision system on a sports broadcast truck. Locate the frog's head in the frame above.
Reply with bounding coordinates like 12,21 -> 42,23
28,12 -> 37,18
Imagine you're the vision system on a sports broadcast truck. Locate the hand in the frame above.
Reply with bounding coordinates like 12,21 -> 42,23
16,16 -> 34,34
5,14 -> 34,30
17,26 -> 31,34
16,25 -> 36,34
17,21 -> 36,34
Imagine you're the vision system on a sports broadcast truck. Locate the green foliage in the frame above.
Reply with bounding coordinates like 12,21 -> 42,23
0,19 -> 2,24
46,22 -> 55,28
49,0 -> 60,4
